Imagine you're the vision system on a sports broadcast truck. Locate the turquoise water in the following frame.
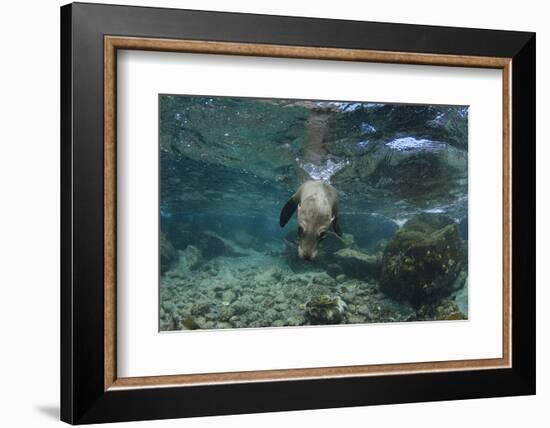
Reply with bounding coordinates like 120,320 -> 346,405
159,95 -> 468,331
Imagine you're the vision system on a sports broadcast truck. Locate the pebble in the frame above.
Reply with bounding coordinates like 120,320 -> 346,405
222,290 -> 236,302
347,314 -> 365,324
275,294 -> 286,304
161,301 -> 175,312
264,308 -> 278,320
357,304 -> 371,316
274,303 -> 288,312
342,292 -> 355,303
253,295 -> 264,304
286,316 -> 303,326
216,322 -> 233,329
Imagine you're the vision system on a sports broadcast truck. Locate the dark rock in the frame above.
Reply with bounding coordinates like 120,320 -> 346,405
190,302 -> 210,316
417,299 -> 466,321
231,299 -> 250,315
160,232 -> 177,274
199,231 -> 249,259
380,213 -> 465,307
286,316 -> 304,326
218,305 -> 236,322
161,226 -> 248,260
333,248 -> 381,280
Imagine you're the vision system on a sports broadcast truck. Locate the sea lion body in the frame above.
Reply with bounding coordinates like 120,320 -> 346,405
280,180 -> 341,260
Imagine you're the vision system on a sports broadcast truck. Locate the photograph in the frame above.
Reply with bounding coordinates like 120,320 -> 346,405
159,95 -> 469,331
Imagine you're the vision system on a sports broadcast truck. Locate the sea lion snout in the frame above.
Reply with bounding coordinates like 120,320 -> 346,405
299,249 -> 317,261
297,221 -> 327,261
298,239 -> 319,261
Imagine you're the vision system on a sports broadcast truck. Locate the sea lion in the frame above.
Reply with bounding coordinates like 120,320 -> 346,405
280,180 -> 342,260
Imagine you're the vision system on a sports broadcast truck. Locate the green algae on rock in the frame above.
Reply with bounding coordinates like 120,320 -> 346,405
380,213 -> 465,307
305,294 -> 347,325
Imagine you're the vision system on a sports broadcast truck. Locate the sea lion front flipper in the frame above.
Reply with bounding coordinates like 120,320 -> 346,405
280,196 -> 298,227
332,215 -> 342,237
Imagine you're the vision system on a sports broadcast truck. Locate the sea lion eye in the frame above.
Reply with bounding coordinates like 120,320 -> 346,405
298,226 -> 304,236
319,231 -> 327,240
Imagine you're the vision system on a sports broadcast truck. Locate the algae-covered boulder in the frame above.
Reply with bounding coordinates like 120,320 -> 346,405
304,294 -> 347,325
380,213 -> 465,307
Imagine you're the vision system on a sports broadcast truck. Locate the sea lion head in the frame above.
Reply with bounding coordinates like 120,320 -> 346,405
296,196 -> 334,261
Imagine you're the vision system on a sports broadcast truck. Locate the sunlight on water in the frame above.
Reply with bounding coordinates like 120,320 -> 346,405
298,158 -> 350,183
386,137 -> 445,152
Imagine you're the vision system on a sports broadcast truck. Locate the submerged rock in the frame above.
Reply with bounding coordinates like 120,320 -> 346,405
333,248 -> 381,280
160,232 -> 177,273
380,213 -> 465,307
190,302 -> 211,316
182,317 -> 201,330
199,231 -> 249,259
336,274 -> 347,283
417,299 -> 466,321
171,245 -> 203,275
304,294 -> 347,325
161,226 -> 249,260
254,266 -> 284,286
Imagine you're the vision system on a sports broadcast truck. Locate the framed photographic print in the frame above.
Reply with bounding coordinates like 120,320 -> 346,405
60,2 -> 536,424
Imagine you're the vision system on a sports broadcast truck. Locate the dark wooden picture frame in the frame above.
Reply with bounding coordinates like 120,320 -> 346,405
61,2 -> 535,424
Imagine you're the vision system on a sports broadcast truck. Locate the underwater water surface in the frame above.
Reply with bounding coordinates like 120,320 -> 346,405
159,95 -> 469,331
